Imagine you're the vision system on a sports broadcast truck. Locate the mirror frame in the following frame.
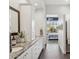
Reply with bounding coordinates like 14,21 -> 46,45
10,6 -> 20,33
9,6 -> 20,52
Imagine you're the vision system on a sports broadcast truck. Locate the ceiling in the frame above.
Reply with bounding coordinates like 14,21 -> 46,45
19,0 -> 70,5
44,0 -> 70,5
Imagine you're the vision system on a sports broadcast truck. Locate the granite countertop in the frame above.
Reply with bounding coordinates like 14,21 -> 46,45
10,36 -> 46,59
10,39 -> 39,59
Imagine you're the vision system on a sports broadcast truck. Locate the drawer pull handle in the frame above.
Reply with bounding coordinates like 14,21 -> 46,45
24,53 -> 28,56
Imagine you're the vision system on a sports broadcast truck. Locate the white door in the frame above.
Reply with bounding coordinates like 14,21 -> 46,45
58,15 -> 66,54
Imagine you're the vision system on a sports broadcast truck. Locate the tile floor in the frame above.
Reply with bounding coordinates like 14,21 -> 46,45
39,40 -> 70,59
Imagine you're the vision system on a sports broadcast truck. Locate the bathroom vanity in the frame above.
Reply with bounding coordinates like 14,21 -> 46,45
10,37 -> 45,59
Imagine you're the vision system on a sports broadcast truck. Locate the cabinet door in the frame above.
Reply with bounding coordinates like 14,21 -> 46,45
31,43 -> 37,59
17,53 -> 24,59
24,48 -> 32,59
37,39 -> 43,57
17,48 -> 32,59
24,52 -> 31,59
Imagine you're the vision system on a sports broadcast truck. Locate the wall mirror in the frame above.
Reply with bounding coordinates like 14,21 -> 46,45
9,6 -> 20,52
9,6 -> 20,34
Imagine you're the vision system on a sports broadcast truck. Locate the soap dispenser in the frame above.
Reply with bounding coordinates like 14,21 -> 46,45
12,35 -> 16,46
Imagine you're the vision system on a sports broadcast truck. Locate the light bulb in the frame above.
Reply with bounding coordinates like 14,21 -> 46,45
34,3 -> 38,6
66,0 -> 68,2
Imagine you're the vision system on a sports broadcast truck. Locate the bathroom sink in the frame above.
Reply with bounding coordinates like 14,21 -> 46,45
12,47 -> 23,53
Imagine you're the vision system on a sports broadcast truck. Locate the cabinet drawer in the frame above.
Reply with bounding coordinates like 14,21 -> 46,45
17,48 -> 31,59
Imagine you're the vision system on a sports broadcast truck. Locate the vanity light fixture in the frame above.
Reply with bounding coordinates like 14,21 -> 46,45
34,2 -> 38,6
66,0 -> 69,2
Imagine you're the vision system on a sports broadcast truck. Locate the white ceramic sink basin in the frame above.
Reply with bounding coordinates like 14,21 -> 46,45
12,47 -> 23,53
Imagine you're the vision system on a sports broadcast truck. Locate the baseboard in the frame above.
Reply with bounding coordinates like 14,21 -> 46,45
49,39 -> 58,40
66,52 -> 70,54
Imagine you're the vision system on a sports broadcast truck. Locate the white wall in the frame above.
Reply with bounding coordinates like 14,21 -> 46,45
31,0 -> 46,37
20,5 -> 32,42
58,15 -> 66,54
46,5 -> 70,15
19,0 -> 46,42
35,11 -> 46,36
